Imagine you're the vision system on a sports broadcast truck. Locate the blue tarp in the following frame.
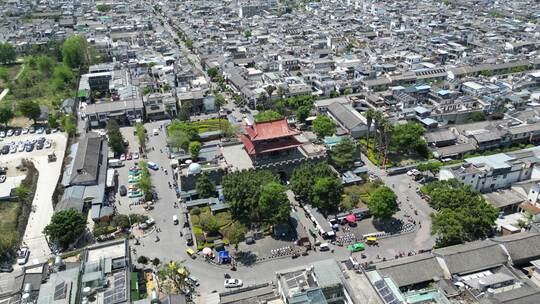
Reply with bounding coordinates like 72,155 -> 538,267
218,251 -> 230,264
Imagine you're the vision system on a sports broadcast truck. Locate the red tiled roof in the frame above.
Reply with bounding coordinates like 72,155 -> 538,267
244,119 -> 299,141
240,134 -> 302,155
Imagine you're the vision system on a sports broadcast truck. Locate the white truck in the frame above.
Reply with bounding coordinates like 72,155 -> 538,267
108,159 -> 124,168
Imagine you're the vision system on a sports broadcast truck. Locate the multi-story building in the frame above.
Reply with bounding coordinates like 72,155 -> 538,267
439,146 -> 540,192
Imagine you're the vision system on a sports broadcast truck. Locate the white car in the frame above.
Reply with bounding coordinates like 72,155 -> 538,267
18,144 -> 25,152
6,129 -> 14,136
0,131 -> 5,138
133,152 -> 139,159
9,145 -> 16,153
17,247 -> 30,265
21,128 -> 29,134
44,141 -> 51,149
407,169 -> 420,176
224,279 -> 243,288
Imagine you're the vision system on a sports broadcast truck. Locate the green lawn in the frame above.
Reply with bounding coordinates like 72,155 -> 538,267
0,201 -> 22,255
192,118 -> 230,133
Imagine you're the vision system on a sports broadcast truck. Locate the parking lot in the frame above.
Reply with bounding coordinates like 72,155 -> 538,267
0,131 -> 67,267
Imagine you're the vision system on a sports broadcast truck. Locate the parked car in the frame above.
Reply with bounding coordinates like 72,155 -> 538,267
44,141 -> 51,149
17,247 -> 30,265
36,142 -> 44,150
21,128 -> 29,134
224,279 -> 243,288
36,127 -> 44,134
1,145 -> 9,154
126,153 -> 132,160
119,185 -> 127,196
28,127 -> 35,134
120,154 -> 126,161
147,161 -> 159,170
0,131 -> 5,138
186,276 -> 200,286
6,129 -> 14,136
14,129 -> 21,136
0,175 -> 6,183
0,264 -> 13,273
133,152 -> 139,159
9,145 -> 16,154
18,144 -> 25,152
25,144 -> 34,152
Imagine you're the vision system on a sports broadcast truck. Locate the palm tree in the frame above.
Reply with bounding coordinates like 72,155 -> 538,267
265,85 -> 275,100
381,120 -> 393,167
365,108 -> 376,150
372,111 -> 383,159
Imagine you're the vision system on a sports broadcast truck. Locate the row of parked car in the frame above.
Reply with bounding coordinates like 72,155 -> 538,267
0,127 -> 58,138
1,137 -> 52,155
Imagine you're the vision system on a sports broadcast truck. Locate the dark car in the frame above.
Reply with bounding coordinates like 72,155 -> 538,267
119,185 -> 127,196
36,142 -> 44,150
0,264 -> 13,273
14,129 -> 21,136
45,128 -> 51,134
25,144 -> 34,152
1,146 -> 9,155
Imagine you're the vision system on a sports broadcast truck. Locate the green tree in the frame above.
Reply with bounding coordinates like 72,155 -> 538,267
137,161 -> 153,201
244,30 -> 252,38
425,179 -> 499,247
0,42 -> 16,64
214,93 -> 226,107
0,66 -> 9,82
390,122 -> 428,157
227,222 -> 247,249
137,256 -> 149,264
169,129 -> 191,150
18,100 -> 41,123
158,261 -> 189,293
52,63 -> 75,90
312,116 -> 336,138
0,106 -> 14,127
135,122 -> 146,150
295,105 -> 311,123
311,177 -> 343,214
188,141 -> 201,159
466,111 -> 487,123
59,114 -> 76,135
196,173 -> 215,199
207,67 -> 219,78
200,212 -> 220,234
184,39 -> 193,49
367,186 -> 398,220
43,209 -> 86,249
96,4 -> 111,12
178,103 -> 191,121
106,119 -> 125,156
35,55 -> 55,75
290,162 -> 337,200
222,170 -> 279,223
331,137 -> 356,171
417,161 -> 442,176
258,182 -> 291,224
48,114 -> 59,128
61,35 -> 88,68
255,110 -> 283,122
111,214 -> 130,229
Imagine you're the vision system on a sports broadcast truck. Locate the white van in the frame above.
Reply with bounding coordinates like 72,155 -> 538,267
108,159 -> 124,168
173,215 -> 179,225
153,128 -> 159,136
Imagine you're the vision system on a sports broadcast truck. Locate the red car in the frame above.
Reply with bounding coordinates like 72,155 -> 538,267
126,152 -> 133,160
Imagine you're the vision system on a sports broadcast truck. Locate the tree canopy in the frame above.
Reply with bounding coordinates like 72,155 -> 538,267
331,137 -> 356,171
168,121 -> 198,150
390,122 -> 428,157
255,110 -> 283,123
18,100 -> 41,123
312,116 -> 336,138
196,173 -> 215,199
295,105 -> 311,123
188,141 -> 201,159
106,119 -> 125,156
290,162 -> 343,214
43,209 -> 86,249
222,170 -> 289,223
367,186 -> 398,220
258,182 -> 291,224
61,35 -> 88,68
0,106 -> 14,127
0,42 -> 16,64
137,161 -> 153,201
135,122 -> 146,149
424,179 -> 499,247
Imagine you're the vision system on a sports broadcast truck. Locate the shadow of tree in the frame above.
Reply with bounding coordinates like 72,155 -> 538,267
235,251 -> 258,266
372,217 -> 403,233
